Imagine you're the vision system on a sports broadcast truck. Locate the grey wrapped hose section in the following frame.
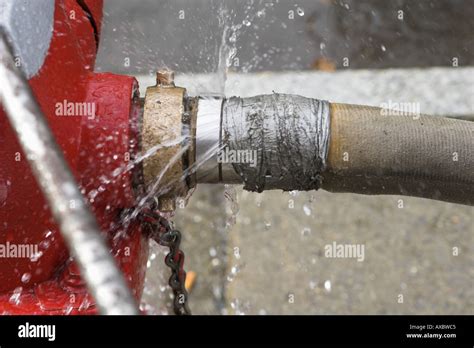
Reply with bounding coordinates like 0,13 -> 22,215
213,94 -> 473,205
223,94 -> 330,192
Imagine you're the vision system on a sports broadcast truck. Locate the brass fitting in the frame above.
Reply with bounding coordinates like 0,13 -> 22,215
142,70 -> 196,211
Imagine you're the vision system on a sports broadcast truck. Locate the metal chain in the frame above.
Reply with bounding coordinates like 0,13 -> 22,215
141,208 -> 191,315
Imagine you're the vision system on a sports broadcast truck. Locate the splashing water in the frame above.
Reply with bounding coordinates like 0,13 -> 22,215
303,203 -> 312,216
226,265 -> 241,282
216,7 -> 238,95
224,184 -> 240,230
215,1 -> 272,94
87,135 -> 189,206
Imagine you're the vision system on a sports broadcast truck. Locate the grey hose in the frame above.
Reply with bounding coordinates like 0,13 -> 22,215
322,103 -> 474,205
198,94 -> 474,205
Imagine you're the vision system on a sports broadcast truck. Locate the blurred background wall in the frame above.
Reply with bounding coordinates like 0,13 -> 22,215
97,0 -> 474,74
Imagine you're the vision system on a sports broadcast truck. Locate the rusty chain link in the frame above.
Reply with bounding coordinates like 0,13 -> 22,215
141,208 -> 191,315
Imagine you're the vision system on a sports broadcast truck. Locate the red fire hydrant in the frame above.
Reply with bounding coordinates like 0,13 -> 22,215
0,0 -> 148,314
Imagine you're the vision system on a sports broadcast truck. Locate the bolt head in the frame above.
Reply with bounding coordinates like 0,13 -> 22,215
156,70 -> 175,86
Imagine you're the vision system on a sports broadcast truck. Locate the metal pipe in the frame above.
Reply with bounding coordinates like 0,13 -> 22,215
0,31 -> 139,315
195,96 -> 241,184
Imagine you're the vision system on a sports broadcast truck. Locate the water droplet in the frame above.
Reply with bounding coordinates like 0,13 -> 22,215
209,247 -> 217,257
324,280 -> 332,292
9,287 -> 22,305
39,239 -> 50,249
381,45 -> 386,52
233,247 -> 241,259
227,265 -> 240,282
303,204 -> 312,216
212,285 -> 222,299
64,304 -> 74,315
296,7 -> 304,16
224,185 -> 239,229
30,251 -> 43,262
264,221 -> 271,230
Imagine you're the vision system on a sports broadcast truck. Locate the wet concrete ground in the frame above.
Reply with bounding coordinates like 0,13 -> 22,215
140,67 -> 473,314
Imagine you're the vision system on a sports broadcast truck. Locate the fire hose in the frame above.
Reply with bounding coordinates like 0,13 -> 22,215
194,95 -> 474,205
144,80 -> 473,210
